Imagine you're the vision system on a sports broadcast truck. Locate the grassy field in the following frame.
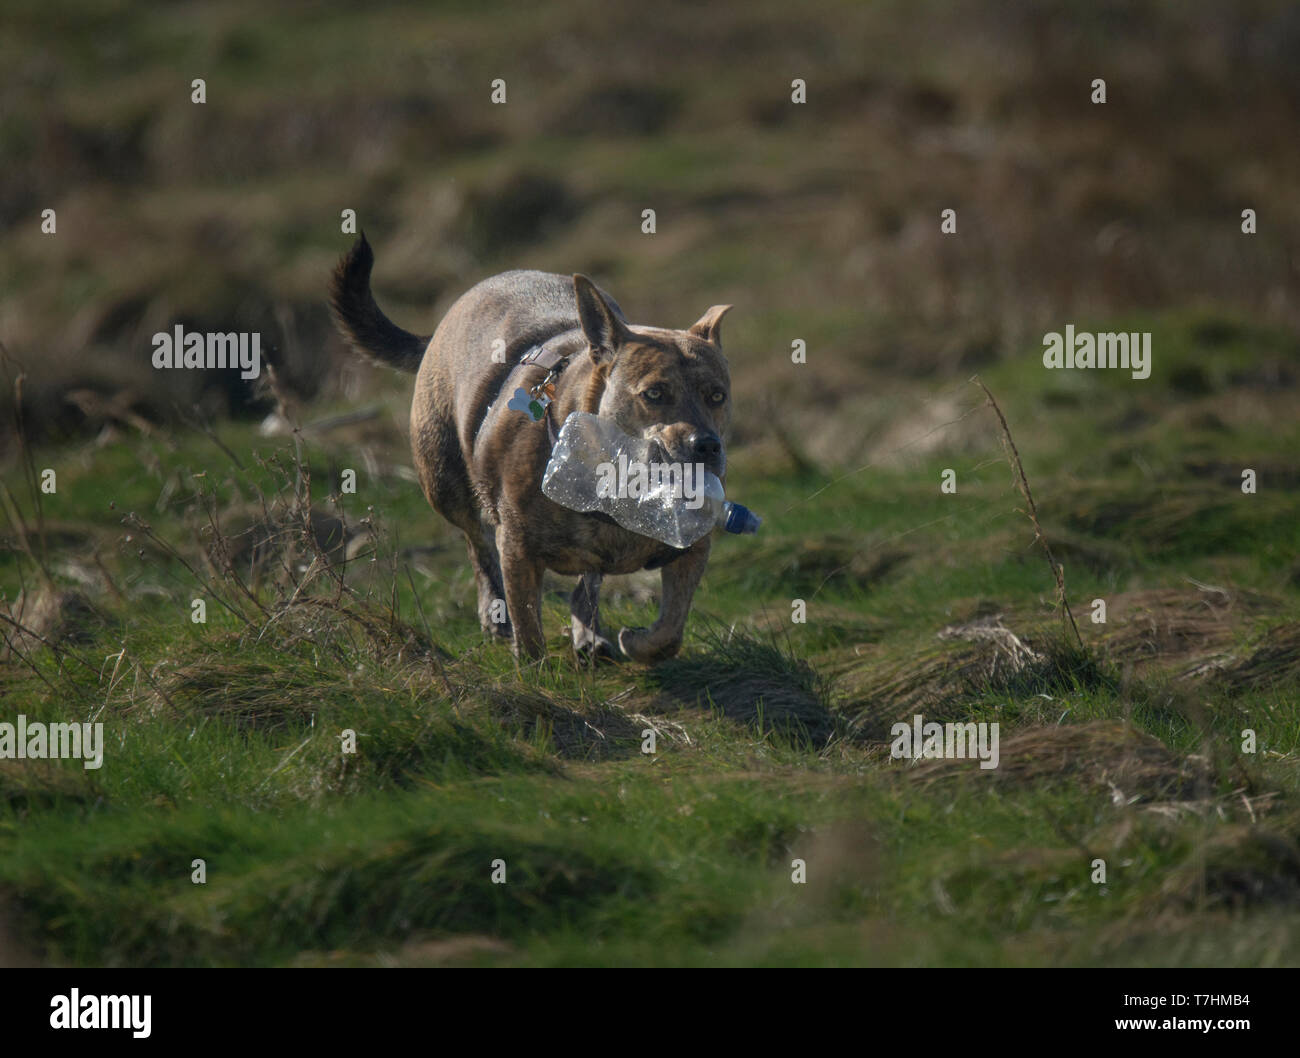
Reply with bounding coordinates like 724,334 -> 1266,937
3,310 -> 1299,966
2,0 -> 1300,966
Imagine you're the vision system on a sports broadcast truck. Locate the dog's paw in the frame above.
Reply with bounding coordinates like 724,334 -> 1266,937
617,626 -> 682,664
572,618 -> 618,663
573,634 -> 618,664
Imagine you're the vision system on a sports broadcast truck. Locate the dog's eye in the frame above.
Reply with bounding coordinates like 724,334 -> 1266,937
708,391 -> 727,405
643,386 -> 667,403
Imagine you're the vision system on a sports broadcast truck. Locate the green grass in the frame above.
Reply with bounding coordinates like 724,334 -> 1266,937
3,330 -> 1299,966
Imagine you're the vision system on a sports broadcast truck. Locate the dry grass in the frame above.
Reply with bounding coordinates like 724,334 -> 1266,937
1085,589 -> 1300,693
840,613 -> 1098,739
1207,623 -> 1300,693
1094,587 -> 1280,675
908,720 -> 1214,804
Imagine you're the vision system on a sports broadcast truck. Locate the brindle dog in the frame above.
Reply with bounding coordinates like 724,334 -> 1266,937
329,234 -> 733,662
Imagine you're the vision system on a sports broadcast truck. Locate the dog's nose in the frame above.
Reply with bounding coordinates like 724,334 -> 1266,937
689,432 -> 722,460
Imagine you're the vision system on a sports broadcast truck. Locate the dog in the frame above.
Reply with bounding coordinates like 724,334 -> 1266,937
329,234 -> 733,662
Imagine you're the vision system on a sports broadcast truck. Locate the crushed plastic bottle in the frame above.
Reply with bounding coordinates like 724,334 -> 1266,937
541,411 -> 761,549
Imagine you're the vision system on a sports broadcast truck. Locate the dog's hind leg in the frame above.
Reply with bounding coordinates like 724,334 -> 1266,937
412,402 -> 511,637
465,522 -> 511,639
570,573 -> 616,661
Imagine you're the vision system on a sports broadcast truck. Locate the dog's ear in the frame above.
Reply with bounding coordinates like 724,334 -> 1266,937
688,304 -> 732,346
573,275 -> 630,363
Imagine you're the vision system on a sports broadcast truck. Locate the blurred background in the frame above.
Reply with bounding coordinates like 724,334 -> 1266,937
4,0 -> 1300,971
3,0 -> 1298,467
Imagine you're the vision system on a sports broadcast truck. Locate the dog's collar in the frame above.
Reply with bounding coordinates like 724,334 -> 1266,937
519,339 -> 573,376
520,339 -> 577,448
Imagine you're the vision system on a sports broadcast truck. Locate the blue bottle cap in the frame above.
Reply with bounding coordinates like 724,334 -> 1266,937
724,503 -> 761,535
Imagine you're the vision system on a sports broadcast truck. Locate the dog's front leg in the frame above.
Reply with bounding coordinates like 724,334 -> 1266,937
618,539 -> 711,664
497,524 -> 546,660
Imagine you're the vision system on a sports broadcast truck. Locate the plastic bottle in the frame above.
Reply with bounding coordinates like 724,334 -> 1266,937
541,411 -> 761,549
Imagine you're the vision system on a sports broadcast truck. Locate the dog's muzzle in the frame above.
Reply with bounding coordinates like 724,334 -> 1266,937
689,431 -> 725,477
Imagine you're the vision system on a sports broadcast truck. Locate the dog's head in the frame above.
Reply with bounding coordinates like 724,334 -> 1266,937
573,274 -> 732,479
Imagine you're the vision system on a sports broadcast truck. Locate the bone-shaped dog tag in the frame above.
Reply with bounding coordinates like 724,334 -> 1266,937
507,387 -> 550,421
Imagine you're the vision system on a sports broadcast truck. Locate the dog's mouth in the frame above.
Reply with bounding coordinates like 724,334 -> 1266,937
646,437 -> 725,480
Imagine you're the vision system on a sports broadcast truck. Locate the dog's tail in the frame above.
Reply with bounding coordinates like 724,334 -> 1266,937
328,233 -> 430,374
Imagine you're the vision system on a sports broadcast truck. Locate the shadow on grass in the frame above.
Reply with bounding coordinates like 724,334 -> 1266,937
642,619 -> 840,748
